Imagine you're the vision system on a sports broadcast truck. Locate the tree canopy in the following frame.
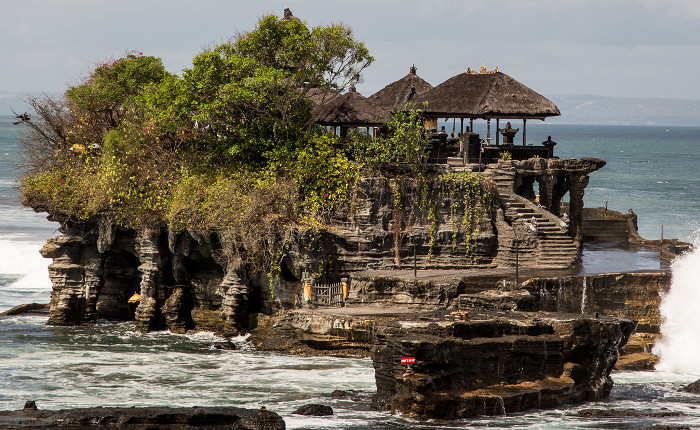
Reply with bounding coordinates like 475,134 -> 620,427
19,11 -> 377,272
19,11 -> 488,276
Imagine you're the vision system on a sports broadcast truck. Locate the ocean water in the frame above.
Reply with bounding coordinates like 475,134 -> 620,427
3,115 -> 700,428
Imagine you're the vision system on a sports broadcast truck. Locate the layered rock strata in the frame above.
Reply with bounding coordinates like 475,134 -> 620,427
249,306 -> 634,419
38,164 -> 603,332
372,314 -> 634,419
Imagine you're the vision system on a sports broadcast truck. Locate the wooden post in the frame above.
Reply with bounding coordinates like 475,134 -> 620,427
487,119 -> 491,144
523,119 -> 527,146
496,119 -> 500,145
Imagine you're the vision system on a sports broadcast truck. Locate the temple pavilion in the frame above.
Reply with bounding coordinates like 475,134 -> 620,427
311,65 -> 561,163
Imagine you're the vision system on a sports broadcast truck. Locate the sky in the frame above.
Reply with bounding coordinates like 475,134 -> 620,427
2,0 -> 700,103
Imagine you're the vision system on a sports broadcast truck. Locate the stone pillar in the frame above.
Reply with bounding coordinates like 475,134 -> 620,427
43,219 -> 104,326
82,254 -> 105,324
162,285 -> 189,334
537,175 -> 555,212
551,177 -> 570,218
134,227 -> 167,332
568,173 -> 589,251
218,270 -> 249,336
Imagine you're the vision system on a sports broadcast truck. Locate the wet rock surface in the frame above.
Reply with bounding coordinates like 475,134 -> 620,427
251,303 -> 635,420
0,303 -> 49,317
576,408 -> 682,418
292,404 -> 333,416
0,405 -> 285,429
680,379 -> 700,394
370,312 -> 635,419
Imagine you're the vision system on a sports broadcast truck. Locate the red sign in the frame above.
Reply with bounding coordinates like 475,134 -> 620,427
401,357 -> 415,365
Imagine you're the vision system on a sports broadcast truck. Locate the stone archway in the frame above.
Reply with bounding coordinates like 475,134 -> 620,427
509,158 -> 606,251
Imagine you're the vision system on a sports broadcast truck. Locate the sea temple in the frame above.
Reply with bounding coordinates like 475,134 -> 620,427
12,9 -> 686,425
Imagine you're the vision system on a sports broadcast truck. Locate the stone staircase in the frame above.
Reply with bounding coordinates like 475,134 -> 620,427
485,166 -> 579,270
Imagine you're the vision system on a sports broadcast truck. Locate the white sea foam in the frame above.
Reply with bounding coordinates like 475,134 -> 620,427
655,242 -> 700,375
0,236 -> 51,292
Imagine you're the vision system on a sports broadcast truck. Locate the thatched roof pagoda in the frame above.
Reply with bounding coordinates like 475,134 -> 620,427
367,65 -> 433,114
417,69 -> 560,120
313,86 -> 382,136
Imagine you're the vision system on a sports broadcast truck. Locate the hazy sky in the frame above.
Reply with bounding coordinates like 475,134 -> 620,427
3,0 -> 700,101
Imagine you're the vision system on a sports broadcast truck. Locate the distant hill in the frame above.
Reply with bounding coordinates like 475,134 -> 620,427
3,90 -> 700,127
547,94 -> 700,126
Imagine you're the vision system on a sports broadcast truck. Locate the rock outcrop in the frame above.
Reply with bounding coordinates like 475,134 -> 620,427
0,405 -> 285,429
371,314 -> 635,419
522,272 -> 669,332
249,305 -> 634,419
0,303 -> 49,317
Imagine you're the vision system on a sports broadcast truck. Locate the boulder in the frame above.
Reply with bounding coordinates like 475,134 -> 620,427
293,404 -> 334,416
681,379 -> 700,394
0,303 -> 49,317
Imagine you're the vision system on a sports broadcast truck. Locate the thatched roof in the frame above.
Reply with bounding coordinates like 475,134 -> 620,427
417,71 -> 560,119
306,86 -> 340,107
367,66 -> 433,114
313,86 -> 383,126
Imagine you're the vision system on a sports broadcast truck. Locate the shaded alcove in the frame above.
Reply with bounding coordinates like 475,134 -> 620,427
97,250 -> 142,321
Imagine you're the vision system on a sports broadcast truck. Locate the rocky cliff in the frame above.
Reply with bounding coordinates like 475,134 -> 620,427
38,161 -> 605,334
37,174 -> 500,333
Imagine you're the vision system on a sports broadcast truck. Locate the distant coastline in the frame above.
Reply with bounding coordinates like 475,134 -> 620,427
5,91 -> 700,127
546,94 -> 700,126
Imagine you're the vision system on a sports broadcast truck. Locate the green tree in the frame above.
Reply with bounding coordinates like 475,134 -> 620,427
66,52 -> 169,129
353,106 -> 430,172
139,12 -> 374,165
235,14 -> 373,94
21,10 -> 379,238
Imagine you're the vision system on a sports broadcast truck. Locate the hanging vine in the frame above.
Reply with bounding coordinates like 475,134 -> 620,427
418,171 -> 496,263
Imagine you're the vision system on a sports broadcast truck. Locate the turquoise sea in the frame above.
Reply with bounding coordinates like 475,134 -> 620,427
3,114 -> 700,428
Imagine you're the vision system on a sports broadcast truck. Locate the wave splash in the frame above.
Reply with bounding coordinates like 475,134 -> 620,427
0,236 -> 51,293
655,240 -> 700,375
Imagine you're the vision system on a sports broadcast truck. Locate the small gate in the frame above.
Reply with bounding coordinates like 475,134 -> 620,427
302,280 -> 348,307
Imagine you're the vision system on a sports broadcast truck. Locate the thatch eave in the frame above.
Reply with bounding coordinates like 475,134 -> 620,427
367,67 -> 433,114
417,71 -> 560,120
312,88 -> 385,126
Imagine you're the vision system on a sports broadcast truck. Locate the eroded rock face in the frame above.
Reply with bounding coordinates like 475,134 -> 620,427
371,314 -> 635,419
523,273 -> 670,333
37,170 -> 601,333
249,306 -> 635,420
37,176 -> 502,332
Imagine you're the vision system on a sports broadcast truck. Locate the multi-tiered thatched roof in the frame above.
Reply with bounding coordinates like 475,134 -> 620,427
310,67 -> 560,129
312,86 -> 381,127
416,70 -> 560,120
366,66 -> 433,113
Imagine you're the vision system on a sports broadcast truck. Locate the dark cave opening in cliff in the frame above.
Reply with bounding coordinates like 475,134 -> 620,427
100,251 -> 142,321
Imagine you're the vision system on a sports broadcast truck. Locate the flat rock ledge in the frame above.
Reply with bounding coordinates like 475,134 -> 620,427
0,405 -> 285,429
0,303 -> 49,317
251,305 -> 635,420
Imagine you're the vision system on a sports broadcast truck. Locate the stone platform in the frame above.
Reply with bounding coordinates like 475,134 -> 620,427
250,302 -> 635,419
